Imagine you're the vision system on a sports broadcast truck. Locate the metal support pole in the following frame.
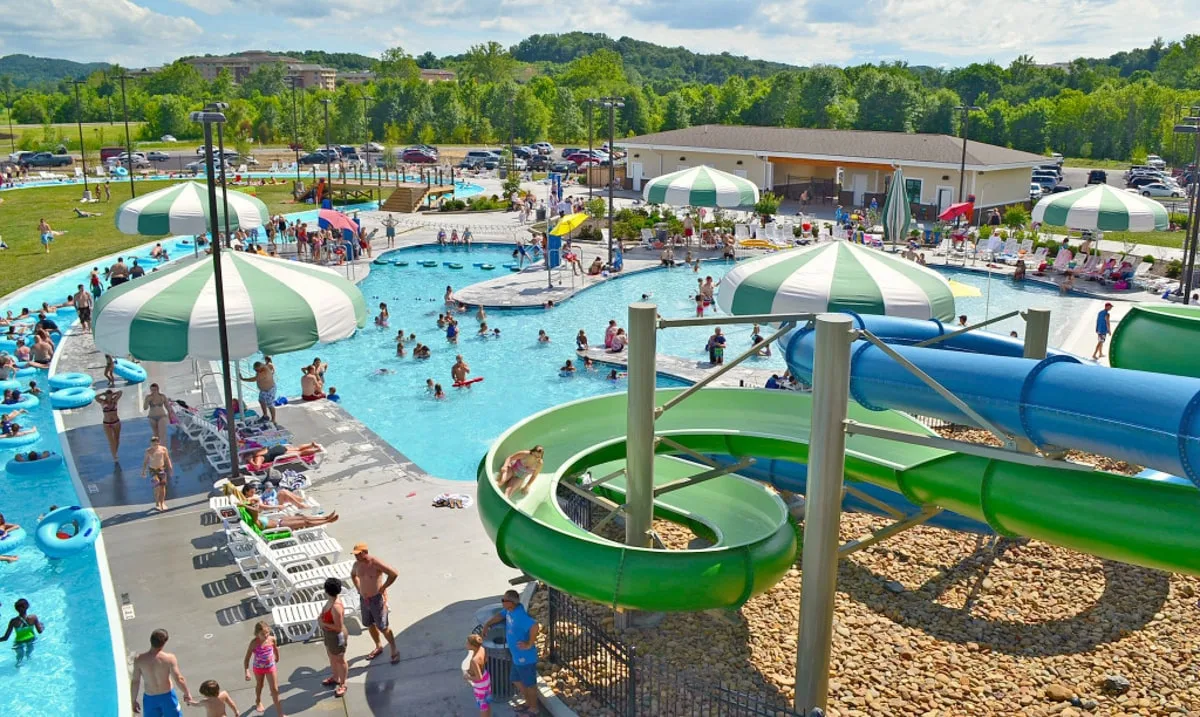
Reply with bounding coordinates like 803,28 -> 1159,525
913,310 -> 1019,348
1021,308 -> 1051,359
70,80 -> 89,193
585,99 -> 595,199
289,78 -> 300,188
624,303 -> 658,550
322,99 -> 332,193
2,89 -> 14,154
795,314 -> 854,714
216,121 -> 232,248
119,74 -> 136,198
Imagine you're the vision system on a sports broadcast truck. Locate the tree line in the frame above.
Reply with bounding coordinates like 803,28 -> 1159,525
4,33 -> 1200,165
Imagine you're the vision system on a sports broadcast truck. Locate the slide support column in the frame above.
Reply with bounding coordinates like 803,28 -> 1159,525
795,314 -> 854,714
1023,308 -> 1051,359
625,303 -> 658,550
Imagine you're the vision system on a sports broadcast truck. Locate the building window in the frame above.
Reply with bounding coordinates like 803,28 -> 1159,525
904,178 -> 923,204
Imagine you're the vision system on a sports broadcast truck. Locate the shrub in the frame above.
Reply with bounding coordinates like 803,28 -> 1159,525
613,219 -> 640,241
586,198 -> 607,219
1169,212 -> 1190,230
1166,259 -> 1183,279
1003,205 -> 1029,228
754,191 -> 781,217
1143,254 -> 1156,265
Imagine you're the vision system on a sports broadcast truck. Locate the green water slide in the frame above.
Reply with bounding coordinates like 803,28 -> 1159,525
1110,303 -> 1200,378
478,388 -> 1200,612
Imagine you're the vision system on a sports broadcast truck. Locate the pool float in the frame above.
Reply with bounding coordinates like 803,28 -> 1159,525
14,365 -> 37,378
473,262 -> 486,268
420,260 -> 438,267
113,166 -> 128,177
113,359 -> 147,384
49,386 -> 95,409
0,429 -> 39,448
509,266 -> 522,272
373,258 -> 391,265
3,393 -> 39,411
445,262 -> 464,269
34,506 -> 100,559
453,377 -> 484,388
5,452 -> 62,476
0,379 -> 19,392
180,239 -> 192,246
0,526 -> 26,551
481,264 -> 496,271
0,339 -> 16,353
393,260 -> 409,267
48,372 -> 92,390
49,330 -> 62,344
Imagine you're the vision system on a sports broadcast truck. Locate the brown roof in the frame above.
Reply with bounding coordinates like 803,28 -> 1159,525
623,125 -> 1047,168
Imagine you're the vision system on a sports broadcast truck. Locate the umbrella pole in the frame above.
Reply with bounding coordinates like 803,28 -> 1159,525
200,118 -> 241,480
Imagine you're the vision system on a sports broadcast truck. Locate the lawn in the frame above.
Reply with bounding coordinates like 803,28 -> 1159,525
1039,224 -> 1185,251
0,181 -> 309,298
1062,157 -> 1134,170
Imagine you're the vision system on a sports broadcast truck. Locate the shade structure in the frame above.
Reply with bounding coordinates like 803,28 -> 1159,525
550,212 -> 588,236
115,182 -> 269,236
642,165 -> 760,208
318,208 -> 358,233
938,201 -> 975,222
1032,184 -> 1169,232
93,253 -> 368,362
881,167 -> 912,248
716,241 -> 956,322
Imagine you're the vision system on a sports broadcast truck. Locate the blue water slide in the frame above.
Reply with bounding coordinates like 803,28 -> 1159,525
783,313 -> 1200,488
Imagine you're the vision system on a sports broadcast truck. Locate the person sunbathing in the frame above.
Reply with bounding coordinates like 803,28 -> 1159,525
74,207 -> 102,218
246,442 -> 322,470
241,483 -> 312,510
243,504 -> 337,531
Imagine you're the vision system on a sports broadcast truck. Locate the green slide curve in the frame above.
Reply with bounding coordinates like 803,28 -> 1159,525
478,388 -> 1200,612
1110,303 -> 1200,378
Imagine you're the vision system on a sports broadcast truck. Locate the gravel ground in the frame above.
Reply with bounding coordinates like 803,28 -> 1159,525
532,431 -> 1200,716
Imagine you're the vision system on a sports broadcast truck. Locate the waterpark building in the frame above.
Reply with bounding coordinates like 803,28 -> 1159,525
622,125 -> 1047,218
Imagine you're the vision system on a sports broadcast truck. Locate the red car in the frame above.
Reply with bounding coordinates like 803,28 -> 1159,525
402,148 -> 437,164
565,152 -> 603,167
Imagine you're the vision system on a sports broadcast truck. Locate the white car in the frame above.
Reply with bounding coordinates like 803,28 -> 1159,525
1146,154 -> 1166,170
1137,182 -> 1183,198
160,135 -> 178,142
362,142 -> 385,153
1029,183 -> 1044,200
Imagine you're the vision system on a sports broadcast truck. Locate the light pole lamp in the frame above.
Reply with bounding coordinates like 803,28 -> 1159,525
69,80 -> 90,193
320,98 -> 333,189
1173,106 -> 1200,303
954,104 -> 981,207
358,89 -> 373,178
584,98 -> 597,198
287,76 -> 301,187
118,73 -> 136,198
2,88 -> 14,154
600,96 -> 625,265
189,107 -> 241,480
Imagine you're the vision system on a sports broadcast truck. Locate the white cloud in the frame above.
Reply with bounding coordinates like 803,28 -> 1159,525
0,0 -> 202,65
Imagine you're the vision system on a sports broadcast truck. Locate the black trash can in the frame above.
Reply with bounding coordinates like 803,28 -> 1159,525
536,208 -> 547,222
473,604 -> 514,700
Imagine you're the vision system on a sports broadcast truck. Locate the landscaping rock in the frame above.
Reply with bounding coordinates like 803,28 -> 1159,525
1101,673 -> 1132,695
1046,684 -> 1074,702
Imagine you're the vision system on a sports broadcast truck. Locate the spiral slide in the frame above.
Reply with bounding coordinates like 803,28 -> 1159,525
479,384 -> 1200,613
1110,303 -> 1200,379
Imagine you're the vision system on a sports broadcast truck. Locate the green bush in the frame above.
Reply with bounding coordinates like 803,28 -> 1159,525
613,219 -> 641,240
1003,205 -> 1029,228
586,198 -> 607,219
1169,212 -> 1190,230
754,191 -> 781,217
1166,259 -> 1183,279
1143,254 -> 1156,264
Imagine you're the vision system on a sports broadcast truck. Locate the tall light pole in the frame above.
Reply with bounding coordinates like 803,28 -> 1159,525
954,104 -> 981,211
358,88 -> 372,177
2,88 -> 14,154
1174,105 -> 1200,303
213,103 -> 233,248
69,80 -> 90,194
320,98 -> 333,190
189,106 -> 241,481
118,73 -> 136,198
286,76 -> 302,188
600,96 -> 624,266
584,98 -> 597,198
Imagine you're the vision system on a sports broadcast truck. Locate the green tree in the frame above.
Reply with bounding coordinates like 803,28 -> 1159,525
794,66 -> 848,128
619,85 -> 654,135
662,91 -> 691,131
143,94 -> 190,140
717,76 -> 748,123
240,63 -> 286,98
332,85 -> 364,144
143,61 -> 205,98
692,85 -> 719,125
916,87 -> 960,134
550,87 -> 584,141
744,72 -> 798,126
946,62 -> 1005,106
558,49 -> 627,95
459,41 -> 518,84
377,46 -> 420,82
209,68 -> 235,103
431,83 -> 466,142
11,94 -> 48,124
852,69 -> 918,132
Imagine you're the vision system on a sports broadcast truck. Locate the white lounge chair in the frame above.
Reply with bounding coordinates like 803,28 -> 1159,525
1027,246 -> 1048,267
1050,249 -> 1073,273
271,588 -> 360,642
997,238 -> 1019,262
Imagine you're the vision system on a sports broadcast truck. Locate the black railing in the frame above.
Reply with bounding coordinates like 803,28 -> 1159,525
557,484 -> 594,529
546,589 -> 804,717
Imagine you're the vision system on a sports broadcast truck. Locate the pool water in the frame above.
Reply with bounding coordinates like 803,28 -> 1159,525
939,267 -> 1099,346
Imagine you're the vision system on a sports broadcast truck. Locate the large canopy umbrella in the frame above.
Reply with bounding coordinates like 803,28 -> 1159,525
93,252 -> 368,361
1032,184 -> 1169,232
115,181 -> 269,236
881,167 -> 912,249
642,165 -> 761,246
549,212 -> 588,236
716,241 -> 956,321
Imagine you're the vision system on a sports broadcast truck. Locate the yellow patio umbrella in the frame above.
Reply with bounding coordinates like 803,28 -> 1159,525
947,279 -> 982,298
550,212 -> 588,236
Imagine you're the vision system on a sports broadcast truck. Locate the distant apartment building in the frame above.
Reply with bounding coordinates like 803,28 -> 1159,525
419,68 -> 456,83
339,70 -> 375,85
287,64 -> 337,91
183,51 -> 336,91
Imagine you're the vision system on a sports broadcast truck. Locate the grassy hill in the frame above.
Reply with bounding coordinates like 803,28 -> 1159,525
0,54 -> 109,87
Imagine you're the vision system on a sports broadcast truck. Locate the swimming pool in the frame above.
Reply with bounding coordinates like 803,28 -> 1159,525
938,267 -> 1100,346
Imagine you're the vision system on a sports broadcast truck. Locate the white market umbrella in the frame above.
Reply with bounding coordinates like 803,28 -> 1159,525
115,181 -> 269,236
1032,184 -> 1168,232
643,165 -> 761,246
881,167 -> 913,249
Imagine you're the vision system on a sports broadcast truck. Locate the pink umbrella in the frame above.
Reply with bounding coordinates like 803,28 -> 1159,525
318,209 -> 358,233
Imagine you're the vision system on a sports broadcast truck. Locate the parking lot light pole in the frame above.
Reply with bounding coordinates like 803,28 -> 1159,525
118,73 -> 136,198
584,98 -> 597,199
600,96 -> 625,266
321,98 -> 333,190
1174,106 -> 1200,303
3,88 -> 16,154
287,76 -> 301,188
358,89 -> 373,180
69,80 -> 90,194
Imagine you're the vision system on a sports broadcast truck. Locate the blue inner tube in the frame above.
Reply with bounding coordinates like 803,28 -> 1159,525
3,393 -> 39,411
50,386 -> 95,409
48,372 -> 92,390
0,527 -> 26,551
373,258 -> 390,265
393,261 -> 409,267
473,262 -> 486,268
0,340 -> 16,354
0,379 -> 19,392
509,266 -> 522,272
14,365 -> 37,378
0,429 -> 39,448
113,359 -> 147,384
5,452 -> 61,476
481,264 -> 496,271
53,306 -> 77,319
35,506 -> 100,559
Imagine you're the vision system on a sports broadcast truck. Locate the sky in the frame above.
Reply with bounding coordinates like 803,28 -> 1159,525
2,0 -> 1199,70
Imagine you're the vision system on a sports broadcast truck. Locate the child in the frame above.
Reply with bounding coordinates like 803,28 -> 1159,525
395,340 -> 406,357
433,383 -> 445,400
327,387 -> 339,402
537,330 -> 550,343
492,328 -> 501,338
104,354 -> 116,386
695,293 -> 705,317
375,302 -> 389,327
243,621 -> 284,716
425,378 -> 435,393
197,679 -> 240,717
26,381 -> 40,396
463,634 -> 491,716
446,319 -> 458,343
478,322 -> 489,336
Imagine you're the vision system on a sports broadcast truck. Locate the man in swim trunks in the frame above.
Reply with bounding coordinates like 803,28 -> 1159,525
300,366 -> 325,401
1,598 -> 44,666
130,628 -> 197,715
73,284 -> 93,330
109,257 -> 130,287
350,543 -> 400,664
142,436 -> 173,512
239,357 -> 277,423
383,214 -> 397,247
451,354 -> 470,386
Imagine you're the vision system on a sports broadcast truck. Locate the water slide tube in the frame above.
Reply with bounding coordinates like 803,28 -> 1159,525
1110,303 -> 1200,379
479,388 -> 1200,612
784,313 -> 1200,489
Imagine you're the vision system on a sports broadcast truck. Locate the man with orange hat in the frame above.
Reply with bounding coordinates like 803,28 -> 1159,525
350,542 -> 400,664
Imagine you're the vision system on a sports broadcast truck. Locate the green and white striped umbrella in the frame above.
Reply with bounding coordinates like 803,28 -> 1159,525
93,253 -> 367,361
642,165 -> 760,208
717,242 -> 956,321
881,167 -> 912,248
1032,184 -> 1168,232
115,181 -> 269,236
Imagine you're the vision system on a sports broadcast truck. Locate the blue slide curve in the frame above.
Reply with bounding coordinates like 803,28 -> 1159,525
783,313 -> 1200,490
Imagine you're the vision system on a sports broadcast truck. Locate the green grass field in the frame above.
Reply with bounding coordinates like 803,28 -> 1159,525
1039,224 -> 1184,250
0,181 -> 308,298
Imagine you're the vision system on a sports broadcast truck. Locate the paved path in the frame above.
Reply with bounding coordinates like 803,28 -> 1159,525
579,348 -> 780,389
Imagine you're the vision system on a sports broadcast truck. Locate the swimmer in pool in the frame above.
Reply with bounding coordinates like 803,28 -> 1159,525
433,383 -> 445,400
374,368 -> 395,376
608,370 -> 620,381
537,330 -> 550,343
425,379 -> 435,393
375,303 -> 389,327
560,360 -> 575,375
478,322 -> 489,336
492,328 -> 501,338
583,357 -> 595,371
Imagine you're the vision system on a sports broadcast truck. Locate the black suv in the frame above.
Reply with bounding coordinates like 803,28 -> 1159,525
1087,169 -> 1107,185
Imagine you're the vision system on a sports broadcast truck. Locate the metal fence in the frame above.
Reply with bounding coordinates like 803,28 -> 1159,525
545,589 -> 805,717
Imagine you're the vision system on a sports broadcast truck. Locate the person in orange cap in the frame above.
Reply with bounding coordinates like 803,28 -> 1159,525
350,542 -> 400,664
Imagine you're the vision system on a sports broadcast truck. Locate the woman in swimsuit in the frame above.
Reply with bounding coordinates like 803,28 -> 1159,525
318,578 -> 349,698
95,389 -> 123,460
244,503 -> 338,531
143,383 -> 171,443
497,446 -> 545,497
246,442 -> 322,471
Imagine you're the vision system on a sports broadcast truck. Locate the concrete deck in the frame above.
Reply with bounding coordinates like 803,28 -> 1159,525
579,348 -> 780,389
55,327 -> 530,716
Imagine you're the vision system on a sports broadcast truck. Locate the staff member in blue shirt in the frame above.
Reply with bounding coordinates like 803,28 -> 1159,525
1093,302 -> 1113,360
482,590 -> 540,716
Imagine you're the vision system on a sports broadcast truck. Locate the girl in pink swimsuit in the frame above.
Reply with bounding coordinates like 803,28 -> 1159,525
463,634 -> 491,715
243,620 -> 285,716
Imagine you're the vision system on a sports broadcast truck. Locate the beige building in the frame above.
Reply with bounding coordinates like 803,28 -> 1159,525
184,52 -> 336,91
286,63 -> 336,91
622,125 -> 1047,219
339,70 -> 375,85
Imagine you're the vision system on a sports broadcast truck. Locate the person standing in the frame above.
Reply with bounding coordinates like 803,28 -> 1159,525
0,598 -> 44,666
242,620 -> 284,717
350,543 -> 400,664
95,389 -> 123,461
239,357 -> 277,424
109,257 -> 130,287
1093,301 -> 1113,360
144,383 -> 172,442
463,634 -> 491,717
383,214 -> 397,248
318,578 -> 349,698
706,327 -> 726,365
481,590 -> 540,716
90,267 -> 104,299
37,217 -> 53,254
130,628 -> 198,715
142,436 -> 173,512
102,181 -> 111,202
73,283 -> 93,330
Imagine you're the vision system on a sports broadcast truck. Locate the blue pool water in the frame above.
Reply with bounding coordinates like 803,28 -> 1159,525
937,267 -> 1099,346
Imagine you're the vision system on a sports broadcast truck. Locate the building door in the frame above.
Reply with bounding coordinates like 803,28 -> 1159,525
765,162 -> 774,191
852,174 -> 868,205
630,163 -> 643,192
936,186 -> 953,213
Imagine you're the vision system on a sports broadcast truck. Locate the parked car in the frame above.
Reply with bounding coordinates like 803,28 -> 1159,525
160,135 -> 178,142
549,160 -> 577,174
147,151 -> 171,162
110,152 -> 151,169
464,150 -> 500,169
298,152 -> 333,165
560,147 -> 582,159
1126,174 -> 1174,189
1050,152 -> 1064,165
362,141 -> 386,153
527,155 -> 551,171
1034,164 -> 1063,178
1050,183 -> 1072,193
8,150 -> 35,164
401,148 -> 437,164
20,152 -> 72,168
1146,154 -> 1167,170
1086,169 -> 1107,185
1137,182 -> 1183,198
1031,174 -> 1058,192
532,142 -> 554,155
1029,183 -> 1044,200
195,145 -> 209,155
